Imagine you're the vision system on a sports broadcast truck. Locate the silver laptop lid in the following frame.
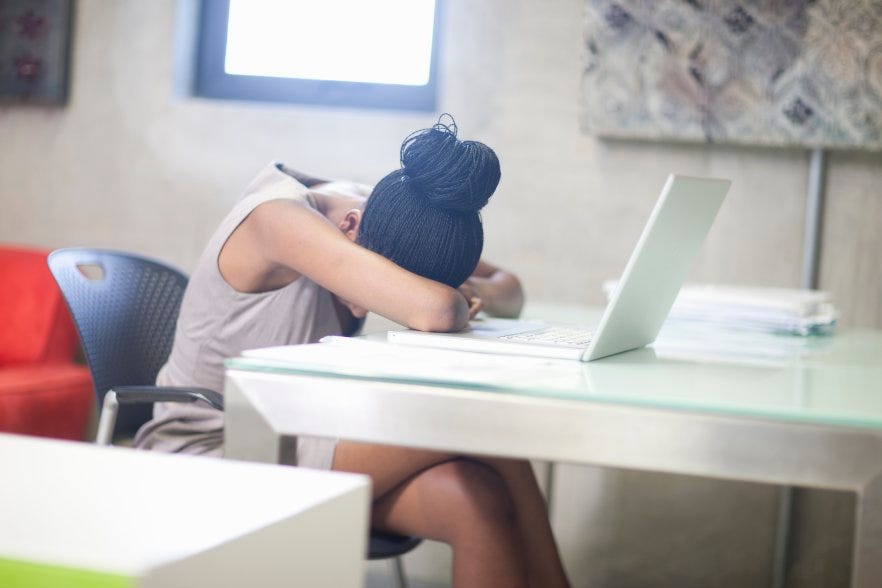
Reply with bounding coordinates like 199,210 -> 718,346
583,174 -> 731,361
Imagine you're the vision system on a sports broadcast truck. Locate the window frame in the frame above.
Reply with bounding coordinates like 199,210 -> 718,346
194,0 -> 442,111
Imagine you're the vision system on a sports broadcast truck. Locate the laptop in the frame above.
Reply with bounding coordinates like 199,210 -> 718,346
387,174 -> 731,362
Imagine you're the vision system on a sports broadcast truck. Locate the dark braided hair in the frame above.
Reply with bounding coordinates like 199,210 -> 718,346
357,115 -> 501,288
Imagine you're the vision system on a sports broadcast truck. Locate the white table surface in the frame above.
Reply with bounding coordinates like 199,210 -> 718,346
0,433 -> 370,587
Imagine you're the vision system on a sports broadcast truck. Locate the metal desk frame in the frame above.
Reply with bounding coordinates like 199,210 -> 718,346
225,368 -> 882,587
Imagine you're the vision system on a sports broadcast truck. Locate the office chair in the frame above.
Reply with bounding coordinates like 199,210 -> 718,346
48,248 -> 421,587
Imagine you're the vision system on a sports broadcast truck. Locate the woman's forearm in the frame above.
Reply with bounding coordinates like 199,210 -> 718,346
406,285 -> 471,332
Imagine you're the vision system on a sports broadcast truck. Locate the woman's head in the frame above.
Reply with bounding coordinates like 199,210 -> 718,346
356,116 -> 501,288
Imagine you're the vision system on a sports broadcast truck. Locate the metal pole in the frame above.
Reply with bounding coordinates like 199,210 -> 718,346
801,148 -> 827,289
95,391 -> 119,446
772,488 -> 795,588
772,148 -> 828,588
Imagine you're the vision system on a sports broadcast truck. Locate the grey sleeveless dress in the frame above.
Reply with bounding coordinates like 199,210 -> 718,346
133,163 -> 342,469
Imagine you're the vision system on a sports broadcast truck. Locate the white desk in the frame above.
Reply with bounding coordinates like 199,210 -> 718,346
0,433 -> 370,588
223,311 -> 882,588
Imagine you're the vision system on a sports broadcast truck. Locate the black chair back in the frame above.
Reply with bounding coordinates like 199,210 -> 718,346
47,248 -> 188,435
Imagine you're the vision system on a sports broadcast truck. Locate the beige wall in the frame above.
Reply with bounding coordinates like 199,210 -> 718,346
1,0 -> 879,328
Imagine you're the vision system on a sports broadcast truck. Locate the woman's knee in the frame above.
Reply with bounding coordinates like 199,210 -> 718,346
437,459 -> 517,529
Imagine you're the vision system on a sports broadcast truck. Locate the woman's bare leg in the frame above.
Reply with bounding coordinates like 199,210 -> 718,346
333,441 -> 458,498
481,457 -> 570,587
372,459 -> 529,587
333,441 -> 570,588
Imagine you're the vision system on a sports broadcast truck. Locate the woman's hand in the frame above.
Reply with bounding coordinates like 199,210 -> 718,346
465,261 -> 524,318
458,281 -> 484,320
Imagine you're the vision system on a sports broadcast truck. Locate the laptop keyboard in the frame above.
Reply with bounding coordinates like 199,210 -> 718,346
499,326 -> 594,347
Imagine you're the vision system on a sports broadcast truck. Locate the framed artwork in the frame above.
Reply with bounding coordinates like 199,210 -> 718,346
0,0 -> 72,104
580,0 -> 882,149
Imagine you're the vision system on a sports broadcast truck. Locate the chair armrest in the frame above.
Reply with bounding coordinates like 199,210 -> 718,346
112,386 -> 224,411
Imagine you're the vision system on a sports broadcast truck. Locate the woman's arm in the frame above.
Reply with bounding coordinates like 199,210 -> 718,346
463,260 -> 524,318
248,199 -> 471,332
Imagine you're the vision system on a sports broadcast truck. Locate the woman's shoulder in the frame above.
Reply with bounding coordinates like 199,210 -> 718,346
190,164 -> 322,297
238,162 -> 315,209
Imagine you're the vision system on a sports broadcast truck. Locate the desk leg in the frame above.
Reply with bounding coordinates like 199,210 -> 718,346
224,376 -> 297,465
771,487 -> 794,588
852,475 -> 882,587
543,462 -> 556,510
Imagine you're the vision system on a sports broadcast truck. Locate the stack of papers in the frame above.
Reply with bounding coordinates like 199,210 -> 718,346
603,281 -> 837,336
652,321 -> 834,365
238,337 -> 589,393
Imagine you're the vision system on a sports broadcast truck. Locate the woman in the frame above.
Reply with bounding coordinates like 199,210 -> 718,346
135,118 -> 570,587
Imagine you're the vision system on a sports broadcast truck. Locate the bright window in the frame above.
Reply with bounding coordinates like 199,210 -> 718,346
195,0 -> 441,110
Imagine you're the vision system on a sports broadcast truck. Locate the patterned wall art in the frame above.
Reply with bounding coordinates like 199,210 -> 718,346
0,0 -> 72,104
580,0 -> 882,149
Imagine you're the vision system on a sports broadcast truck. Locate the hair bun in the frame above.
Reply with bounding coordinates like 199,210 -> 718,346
399,116 -> 501,213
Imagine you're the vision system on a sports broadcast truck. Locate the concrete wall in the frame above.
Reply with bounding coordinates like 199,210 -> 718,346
2,0 -> 879,326
1,1 -> 877,586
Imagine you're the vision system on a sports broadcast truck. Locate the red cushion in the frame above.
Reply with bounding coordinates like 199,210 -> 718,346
0,246 -> 78,366
0,363 -> 94,440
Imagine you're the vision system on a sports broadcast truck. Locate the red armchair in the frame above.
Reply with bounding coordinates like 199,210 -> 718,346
0,245 -> 93,440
